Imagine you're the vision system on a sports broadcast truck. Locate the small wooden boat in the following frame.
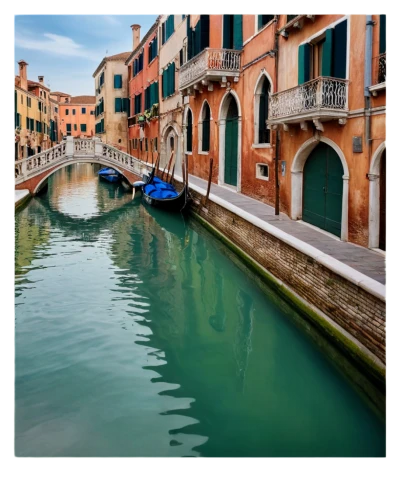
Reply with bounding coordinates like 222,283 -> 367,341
98,167 -> 121,183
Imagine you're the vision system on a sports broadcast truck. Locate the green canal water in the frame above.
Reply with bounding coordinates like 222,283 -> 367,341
15,164 -> 385,457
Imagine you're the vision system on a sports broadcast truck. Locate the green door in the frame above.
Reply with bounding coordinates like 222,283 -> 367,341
224,96 -> 239,187
303,143 -> 343,237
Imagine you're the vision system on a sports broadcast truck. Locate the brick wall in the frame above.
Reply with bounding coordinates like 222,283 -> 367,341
179,181 -> 386,364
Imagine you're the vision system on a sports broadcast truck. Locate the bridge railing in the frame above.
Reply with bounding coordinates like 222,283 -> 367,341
15,137 -> 152,185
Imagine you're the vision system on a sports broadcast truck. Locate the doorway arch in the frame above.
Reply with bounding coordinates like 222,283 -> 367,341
160,121 -> 182,177
218,90 -> 242,190
291,137 -> 349,240
368,141 -> 386,249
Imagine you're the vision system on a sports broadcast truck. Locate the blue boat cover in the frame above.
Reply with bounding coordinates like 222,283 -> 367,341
99,167 -> 119,176
143,177 -> 179,199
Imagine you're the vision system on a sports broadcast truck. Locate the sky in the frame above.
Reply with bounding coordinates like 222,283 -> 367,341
14,15 -> 158,96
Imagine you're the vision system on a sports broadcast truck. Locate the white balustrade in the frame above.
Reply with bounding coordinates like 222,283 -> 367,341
269,77 -> 348,120
15,138 -> 151,185
179,48 -> 241,90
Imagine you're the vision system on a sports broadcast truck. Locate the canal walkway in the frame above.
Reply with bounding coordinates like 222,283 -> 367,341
185,174 -> 386,285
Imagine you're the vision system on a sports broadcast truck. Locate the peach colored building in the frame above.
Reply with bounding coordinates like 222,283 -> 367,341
179,14 -> 386,250
58,95 -> 96,138
126,19 -> 160,163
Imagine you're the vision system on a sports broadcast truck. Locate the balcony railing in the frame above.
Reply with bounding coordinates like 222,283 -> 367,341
268,76 -> 348,123
179,48 -> 241,91
372,53 -> 386,85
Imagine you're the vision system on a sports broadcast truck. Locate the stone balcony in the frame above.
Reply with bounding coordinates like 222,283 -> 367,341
179,48 -> 241,94
267,76 -> 349,132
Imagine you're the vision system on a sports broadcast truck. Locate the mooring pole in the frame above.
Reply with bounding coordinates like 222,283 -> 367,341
205,158 -> 213,204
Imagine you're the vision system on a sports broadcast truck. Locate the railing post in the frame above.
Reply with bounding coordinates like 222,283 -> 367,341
94,137 -> 103,157
65,136 -> 74,157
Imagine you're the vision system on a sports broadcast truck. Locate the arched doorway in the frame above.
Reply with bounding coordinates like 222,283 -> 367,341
224,95 -> 239,187
303,143 -> 343,237
379,150 -> 386,250
160,122 -> 182,177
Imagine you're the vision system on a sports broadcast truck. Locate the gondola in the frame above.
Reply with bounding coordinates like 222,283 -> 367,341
98,167 -> 122,183
133,164 -> 190,213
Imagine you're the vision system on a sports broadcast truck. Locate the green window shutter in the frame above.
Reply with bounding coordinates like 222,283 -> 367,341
114,75 -> 122,88
187,110 -> 192,152
321,28 -> 334,77
332,20 -> 347,79
81,124 -> 87,132
155,81 -> 159,104
223,15 -> 232,49
298,43 -> 311,84
162,22 -> 166,44
26,117 -> 29,129
379,15 -> 386,54
194,20 -> 201,56
170,63 -> 175,95
202,104 -> 210,151
233,15 -> 243,50
187,16 -> 193,60
124,98 -> 129,113
199,15 -> 210,53
258,15 -> 263,30
115,98 -> 122,112
66,124 -> 71,132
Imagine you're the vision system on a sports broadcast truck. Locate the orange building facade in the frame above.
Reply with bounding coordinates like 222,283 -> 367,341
126,20 -> 160,163
58,95 -> 96,138
179,14 -> 386,250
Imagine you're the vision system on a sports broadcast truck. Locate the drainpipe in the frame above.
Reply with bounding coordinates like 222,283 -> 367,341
274,17 -> 280,216
364,15 -> 373,152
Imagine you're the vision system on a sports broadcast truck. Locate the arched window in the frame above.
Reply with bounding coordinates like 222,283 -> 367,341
186,108 -> 193,153
198,101 -> 211,153
254,75 -> 271,145
201,102 -> 211,152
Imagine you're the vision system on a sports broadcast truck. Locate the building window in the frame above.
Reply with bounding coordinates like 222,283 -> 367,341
256,163 -> 269,181
74,124 -> 77,131
223,15 -> 242,50
148,37 -> 158,63
21,95 -> 23,104
187,15 -> 209,61
134,94 -> 142,115
199,101 -> 211,152
162,15 -> 174,44
66,124 -> 71,135
66,109 -> 69,115
186,108 -> 193,153
162,63 -> 175,98
81,124 -> 87,132
99,72 -> 105,87
35,120 -> 42,132
82,107 -> 86,114
72,109 -> 76,115
90,110 -> 94,115
55,107 -> 58,113
44,106 -> 47,114
255,75 -> 271,145
27,97 -> 31,108
115,97 -> 129,113
114,74 -> 123,88
258,15 -> 274,30
38,101 -> 42,111
298,19 -> 347,84
154,137 -> 158,152
145,138 -> 148,152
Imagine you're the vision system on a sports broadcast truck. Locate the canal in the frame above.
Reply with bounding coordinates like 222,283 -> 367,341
15,163 -> 385,457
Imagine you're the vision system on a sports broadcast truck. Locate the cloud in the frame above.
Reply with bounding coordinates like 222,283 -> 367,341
15,32 -> 99,61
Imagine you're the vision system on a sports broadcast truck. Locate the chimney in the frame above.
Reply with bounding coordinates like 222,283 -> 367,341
131,24 -> 141,51
38,76 -> 44,83
18,60 -> 28,91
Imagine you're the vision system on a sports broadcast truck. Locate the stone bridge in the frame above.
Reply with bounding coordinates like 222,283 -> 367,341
15,137 -> 152,194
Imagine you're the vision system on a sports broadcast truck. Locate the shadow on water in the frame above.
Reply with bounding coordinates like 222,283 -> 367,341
15,164 -> 385,457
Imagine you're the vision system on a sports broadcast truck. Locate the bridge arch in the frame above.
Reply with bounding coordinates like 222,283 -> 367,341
33,159 -> 135,194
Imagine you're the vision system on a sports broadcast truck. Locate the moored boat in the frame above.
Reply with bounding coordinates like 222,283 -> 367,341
133,167 -> 190,212
98,167 -> 121,183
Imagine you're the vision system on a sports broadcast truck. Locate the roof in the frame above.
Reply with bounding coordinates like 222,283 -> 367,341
59,95 -> 96,105
50,91 -> 71,96
27,79 -> 50,91
125,17 -> 160,65
92,51 -> 132,77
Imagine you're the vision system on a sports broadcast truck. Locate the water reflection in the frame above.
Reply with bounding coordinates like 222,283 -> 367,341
15,163 -> 385,457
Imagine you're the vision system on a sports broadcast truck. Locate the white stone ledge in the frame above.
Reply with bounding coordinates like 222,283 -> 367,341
177,174 -> 386,302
